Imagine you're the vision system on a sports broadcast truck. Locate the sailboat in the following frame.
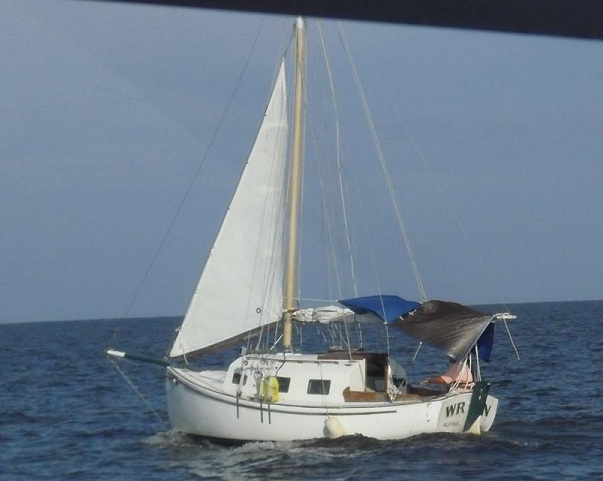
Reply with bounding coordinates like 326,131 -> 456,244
108,17 -> 516,442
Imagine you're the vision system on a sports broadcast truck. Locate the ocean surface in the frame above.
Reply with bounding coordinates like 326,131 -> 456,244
1,301 -> 602,480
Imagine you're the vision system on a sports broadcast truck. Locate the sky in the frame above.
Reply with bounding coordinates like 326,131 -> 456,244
1,0 -> 603,323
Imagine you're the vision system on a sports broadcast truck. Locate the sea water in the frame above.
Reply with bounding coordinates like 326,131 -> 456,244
1,301 -> 602,480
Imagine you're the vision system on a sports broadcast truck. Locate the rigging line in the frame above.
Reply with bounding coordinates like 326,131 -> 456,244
121,15 -> 267,319
328,24 -> 400,302
338,126 -> 387,300
308,119 -> 341,300
503,319 -> 521,360
312,24 -> 383,309
405,130 -> 510,310
306,105 -> 353,304
307,106 -> 342,298
356,166 -> 384,295
474,345 -> 482,379
319,362 -> 330,416
337,22 -> 428,302
380,297 -> 392,357
411,342 -> 423,362
361,39 -> 512,312
307,37 -> 343,301
317,20 -> 354,354
109,359 -> 168,426
318,20 -> 358,298
317,40 -> 386,305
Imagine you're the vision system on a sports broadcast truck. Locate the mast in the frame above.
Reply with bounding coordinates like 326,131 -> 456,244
283,17 -> 306,349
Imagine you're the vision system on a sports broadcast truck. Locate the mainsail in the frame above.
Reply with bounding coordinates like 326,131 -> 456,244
169,63 -> 289,360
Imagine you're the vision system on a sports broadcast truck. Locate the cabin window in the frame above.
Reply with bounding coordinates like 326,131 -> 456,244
276,376 -> 291,393
232,370 -> 247,385
307,379 -> 331,395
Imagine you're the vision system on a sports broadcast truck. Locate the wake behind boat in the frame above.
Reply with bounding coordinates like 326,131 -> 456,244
108,17 -> 516,442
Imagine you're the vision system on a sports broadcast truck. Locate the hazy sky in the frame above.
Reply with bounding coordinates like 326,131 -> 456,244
2,1 -> 603,323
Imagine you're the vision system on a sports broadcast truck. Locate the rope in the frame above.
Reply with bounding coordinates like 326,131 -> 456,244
121,16 -> 268,319
503,319 -> 521,360
317,21 -> 358,298
337,23 -> 427,302
109,358 -> 168,427
474,346 -> 482,380
354,25 -> 518,311
411,342 -> 423,362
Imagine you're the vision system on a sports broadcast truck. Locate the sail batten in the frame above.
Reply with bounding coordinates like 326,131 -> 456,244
168,62 -> 289,359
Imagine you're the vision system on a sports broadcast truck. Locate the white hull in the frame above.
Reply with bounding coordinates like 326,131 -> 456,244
165,355 -> 498,442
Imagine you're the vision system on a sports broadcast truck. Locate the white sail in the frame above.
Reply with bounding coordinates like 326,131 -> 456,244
169,62 -> 288,359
